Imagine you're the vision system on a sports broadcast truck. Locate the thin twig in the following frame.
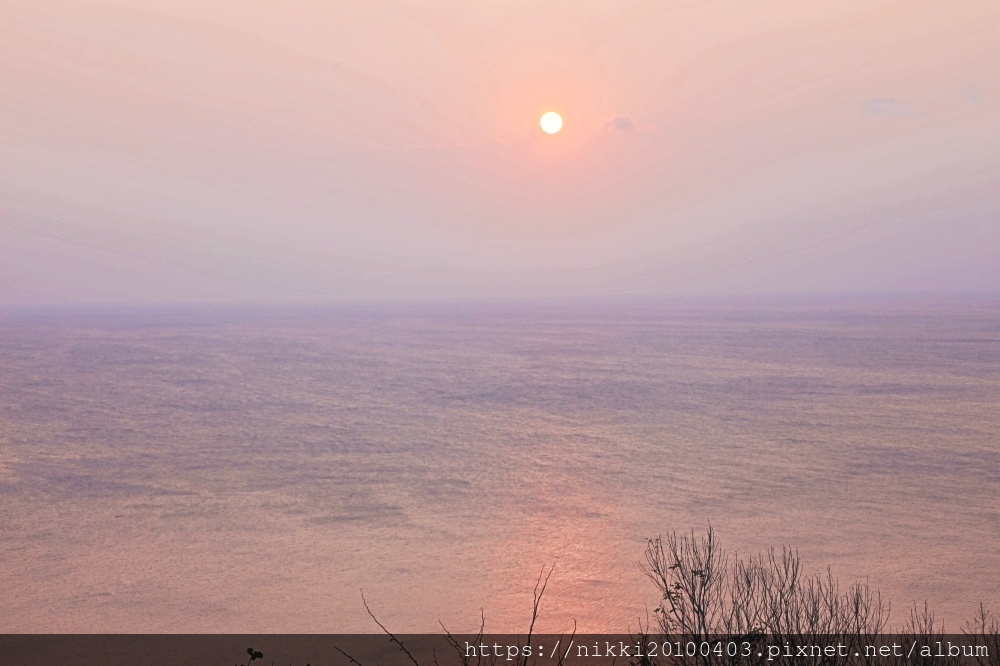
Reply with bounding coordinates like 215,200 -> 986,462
362,589 -> 422,666
333,645 -> 366,666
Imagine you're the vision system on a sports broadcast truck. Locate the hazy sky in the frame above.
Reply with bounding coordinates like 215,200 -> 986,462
2,0 -> 998,304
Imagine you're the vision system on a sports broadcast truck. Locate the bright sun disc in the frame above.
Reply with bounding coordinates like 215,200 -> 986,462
540,111 -> 563,134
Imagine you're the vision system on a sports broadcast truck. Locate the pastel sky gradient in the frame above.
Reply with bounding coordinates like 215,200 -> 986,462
2,0 -> 998,304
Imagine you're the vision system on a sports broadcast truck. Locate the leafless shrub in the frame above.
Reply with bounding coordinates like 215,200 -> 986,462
964,603 -> 1000,666
640,527 -> 890,666
333,529 -> 993,666
900,602 -> 956,666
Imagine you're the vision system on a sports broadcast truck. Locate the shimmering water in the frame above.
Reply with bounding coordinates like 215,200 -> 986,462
1,299 -> 997,632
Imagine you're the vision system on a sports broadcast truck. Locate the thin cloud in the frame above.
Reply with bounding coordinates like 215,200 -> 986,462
607,115 -> 636,131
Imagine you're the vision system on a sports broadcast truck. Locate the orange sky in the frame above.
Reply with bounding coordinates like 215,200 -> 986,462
2,0 -> 999,303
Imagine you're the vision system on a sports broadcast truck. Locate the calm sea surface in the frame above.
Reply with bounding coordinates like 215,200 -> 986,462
1,299 -> 997,632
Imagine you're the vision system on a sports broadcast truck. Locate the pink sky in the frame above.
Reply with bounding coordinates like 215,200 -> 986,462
2,0 -> 998,304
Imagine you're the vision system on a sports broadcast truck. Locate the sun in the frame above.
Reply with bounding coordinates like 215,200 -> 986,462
539,111 -> 563,134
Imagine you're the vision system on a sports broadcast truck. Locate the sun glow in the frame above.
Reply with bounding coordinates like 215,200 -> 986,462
539,111 -> 563,134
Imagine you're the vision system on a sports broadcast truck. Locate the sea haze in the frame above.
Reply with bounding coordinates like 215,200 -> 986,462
0,298 -> 997,632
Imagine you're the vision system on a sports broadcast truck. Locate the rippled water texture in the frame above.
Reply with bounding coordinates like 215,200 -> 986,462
1,299 -> 997,632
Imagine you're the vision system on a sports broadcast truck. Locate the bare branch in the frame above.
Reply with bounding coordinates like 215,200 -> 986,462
362,589 -> 422,666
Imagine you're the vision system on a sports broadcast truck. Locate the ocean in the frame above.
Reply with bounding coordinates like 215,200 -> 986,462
1,298 -> 997,632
